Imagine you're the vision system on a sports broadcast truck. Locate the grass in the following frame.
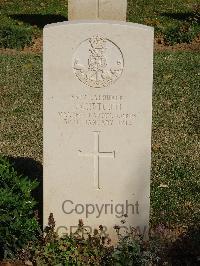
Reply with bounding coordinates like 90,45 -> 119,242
0,51 -> 199,230
0,53 -> 42,162
127,0 -> 200,28
127,0 -> 200,44
152,51 -> 200,227
0,0 -> 199,48
0,0 -> 68,48
0,0 -> 199,261
0,0 -> 68,29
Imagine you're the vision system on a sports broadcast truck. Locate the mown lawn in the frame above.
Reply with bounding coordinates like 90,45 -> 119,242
0,54 -> 42,161
152,51 -> 200,227
127,0 -> 200,28
0,0 -> 199,48
0,51 -> 199,230
0,0 -> 68,30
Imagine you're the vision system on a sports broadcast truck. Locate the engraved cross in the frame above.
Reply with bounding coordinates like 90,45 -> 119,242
78,131 -> 115,190
97,0 -> 100,18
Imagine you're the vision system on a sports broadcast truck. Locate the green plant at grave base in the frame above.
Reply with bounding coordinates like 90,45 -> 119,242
112,235 -> 150,265
0,155 -> 39,260
20,214 -> 114,266
112,225 -> 160,266
20,214 -> 164,266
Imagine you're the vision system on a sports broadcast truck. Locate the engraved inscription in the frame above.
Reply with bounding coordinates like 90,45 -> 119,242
73,36 -> 124,88
59,94 -> 136,127
78,131 -> 115,189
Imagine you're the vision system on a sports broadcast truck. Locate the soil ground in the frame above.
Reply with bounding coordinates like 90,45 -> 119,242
0,35 -> 199,55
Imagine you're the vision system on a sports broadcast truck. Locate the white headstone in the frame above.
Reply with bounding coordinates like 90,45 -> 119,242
44,13 -> 153,243
68,0 -> 127,21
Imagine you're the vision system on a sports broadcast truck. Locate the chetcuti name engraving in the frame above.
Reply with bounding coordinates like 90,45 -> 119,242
58,94 -> 136,127
73,35 -> 124,88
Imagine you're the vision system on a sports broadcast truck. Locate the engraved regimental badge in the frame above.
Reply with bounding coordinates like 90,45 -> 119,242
73,35 -> 124,88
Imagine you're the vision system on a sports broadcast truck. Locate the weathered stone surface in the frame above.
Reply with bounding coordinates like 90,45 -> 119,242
43,21 -> 154,242
68,0 -> 127,21
68,0 -> 98,21
99,0 -> 127,21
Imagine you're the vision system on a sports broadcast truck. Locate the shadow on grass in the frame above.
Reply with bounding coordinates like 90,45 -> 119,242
10,14 -> 68,29
160,12 -> 200,24
167,227 -> 200,265
8,156 -> 43,227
